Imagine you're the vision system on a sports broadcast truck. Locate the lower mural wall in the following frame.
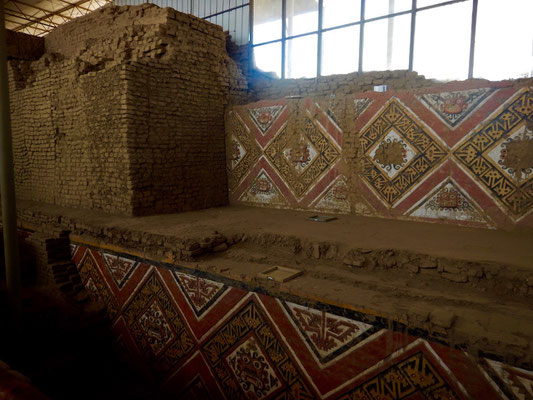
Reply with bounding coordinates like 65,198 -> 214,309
225,81 -> 533,229
71,244 -> 533,399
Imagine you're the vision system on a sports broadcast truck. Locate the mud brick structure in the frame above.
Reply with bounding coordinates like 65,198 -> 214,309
8,4 -> 247,215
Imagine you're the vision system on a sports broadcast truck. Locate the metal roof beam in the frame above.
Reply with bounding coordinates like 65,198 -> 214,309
8,0 -> 73,20
11,0 -> 103,32
5,10 -> 58,28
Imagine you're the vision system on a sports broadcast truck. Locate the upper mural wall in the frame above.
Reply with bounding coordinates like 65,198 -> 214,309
226,80 -> 533,229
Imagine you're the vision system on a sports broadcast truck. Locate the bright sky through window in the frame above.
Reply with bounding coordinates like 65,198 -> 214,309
253,0 -> 533,81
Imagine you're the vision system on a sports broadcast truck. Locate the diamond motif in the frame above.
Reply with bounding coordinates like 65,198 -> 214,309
360,98 -> 447,206
265,117 -> 341,199
368,129 -> 417,179
418,87 -> 496,128
239,169 -> 288,207
454,89 -> 533,218
249,105 -> 285,135
202,301 -> 314,399
138,299 -> 175,356
123,272 -> 195,373
227,111 -> 262,192
283,302 -> 375,364
485,124 -> 533,183
226,335 -> 282,399
407,179 -> 488,225
173,271 -> 228,318
312,175 -> 350,214
103,253 -> 137,289
282,135 -> 318,175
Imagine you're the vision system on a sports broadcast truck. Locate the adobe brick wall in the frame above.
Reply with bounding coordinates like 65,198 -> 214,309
249,69 -> 435,101
8,4 -> 248,215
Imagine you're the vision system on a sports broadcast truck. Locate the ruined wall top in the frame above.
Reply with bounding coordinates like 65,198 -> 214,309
44,4 -> 226,58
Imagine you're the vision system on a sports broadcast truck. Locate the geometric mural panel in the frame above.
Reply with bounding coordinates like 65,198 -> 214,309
417,87 -> 496,129
227,83 -> 532,228
73,245 -> 533,399
102,252 -> 137,289
337,351 -> 460,400
249,105 -> 286,136
360,98 -> 447,206
173,271 -> 228,318
265,116 -> 341,200
406,178 -> 489,226
454,89 -> 533,219
239,169 -> 289,207
122,271 -> 195,374
202,300 -> 315,399
311,174 -> 351,214
227,111 -> 262,193
282,301 -> 376,365
77,249 -> 119,319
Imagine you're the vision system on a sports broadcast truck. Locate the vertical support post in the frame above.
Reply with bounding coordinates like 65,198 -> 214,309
358,0 -> 365,73
281,0 -> 287,78
408,0 -> 416,71
0,6 -> 22,318
248,0 -> 254,73
386,0 -> 394,70
468,0 -> 478,79
317,0 -> 323,77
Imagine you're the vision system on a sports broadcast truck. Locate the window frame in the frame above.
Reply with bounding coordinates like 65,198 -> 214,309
251,0 -> 479,79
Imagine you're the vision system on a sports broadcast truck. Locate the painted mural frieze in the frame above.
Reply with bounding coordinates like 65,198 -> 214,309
407,178 -> 489,225
282,301 -> 376,365
202,300 -> 315,399
72,246 -> 533,399
103,253 -> 138,289
249,105 -> 286,136
360,98 -> 447,206
173,271 -> 228,318
77,250 -> 119,319
226,111 -> 261,192
239,169 -> 288,207
311,175 -> 351,214
265,117 -> 341,199
417,87 -> 496,128
454,89 -> 533,220
226,336 -> 282,398
122,271 -> 195,373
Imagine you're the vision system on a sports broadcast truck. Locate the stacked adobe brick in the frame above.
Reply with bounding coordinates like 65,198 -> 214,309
25,232 -> 83,296
249,69 -> 435,101
8,4 -> 248,216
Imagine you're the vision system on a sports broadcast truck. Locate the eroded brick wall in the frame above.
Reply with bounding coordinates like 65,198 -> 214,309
8,4 -> 248,215
249,69 -> 435,101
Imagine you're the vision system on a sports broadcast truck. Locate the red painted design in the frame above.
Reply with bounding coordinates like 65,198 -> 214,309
73,246 -> 532,399
173,272 -> 228,317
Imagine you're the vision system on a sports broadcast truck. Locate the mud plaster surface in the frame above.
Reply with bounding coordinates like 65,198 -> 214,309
13,200 -> 533,367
